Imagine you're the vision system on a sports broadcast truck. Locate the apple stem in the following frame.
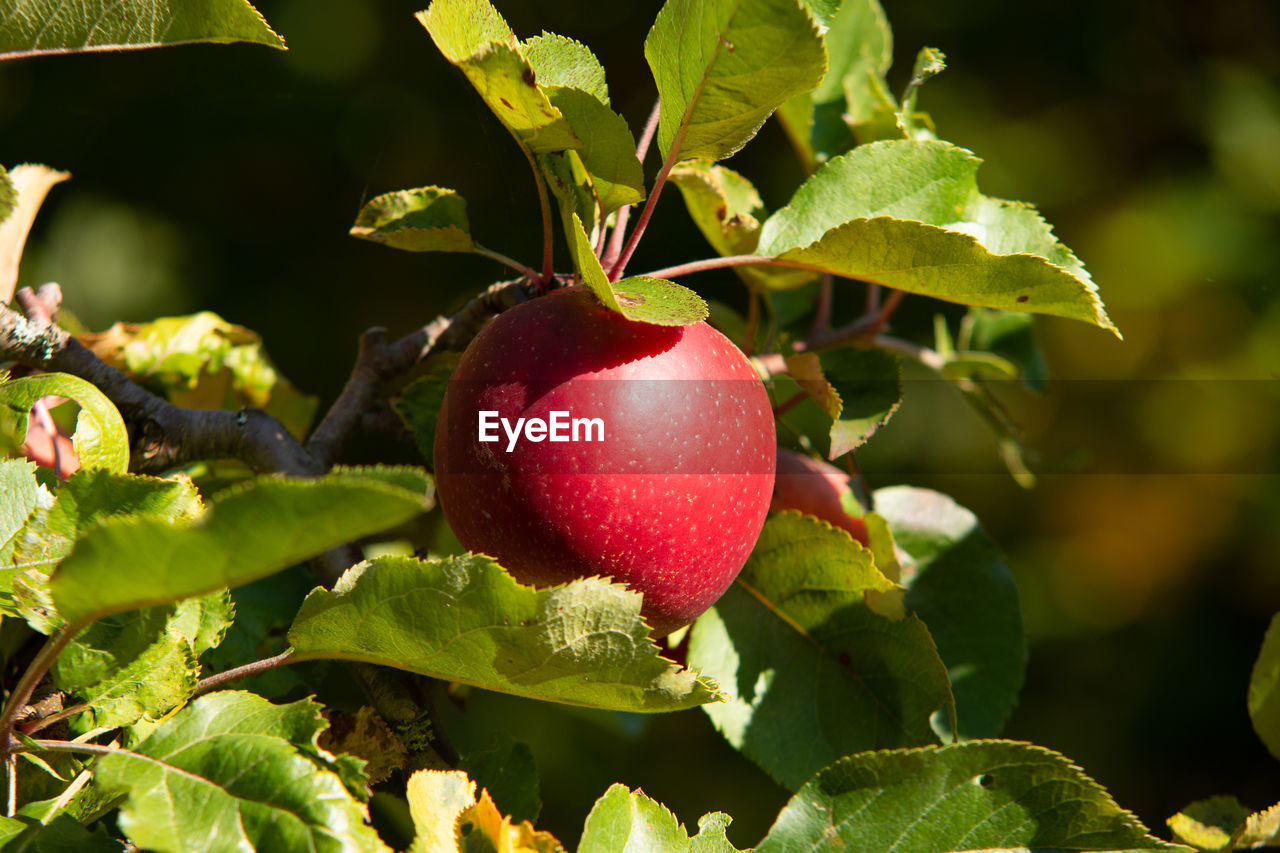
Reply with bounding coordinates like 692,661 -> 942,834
601,100 -> 661,270
474,244 -> 539,281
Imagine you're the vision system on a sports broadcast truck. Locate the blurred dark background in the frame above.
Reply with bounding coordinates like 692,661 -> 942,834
2,0 -> 1279,846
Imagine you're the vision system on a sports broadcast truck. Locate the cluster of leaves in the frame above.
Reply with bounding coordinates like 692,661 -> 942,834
0,0 -> 1222,851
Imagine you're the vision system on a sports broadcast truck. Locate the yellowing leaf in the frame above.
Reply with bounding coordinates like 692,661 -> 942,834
406,770 -> 565,853
408,770 -> 477,853
418,1 -> 580,155
0,164 -> 68,302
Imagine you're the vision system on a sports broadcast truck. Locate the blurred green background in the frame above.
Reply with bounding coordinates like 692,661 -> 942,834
2,0 -> 1279,846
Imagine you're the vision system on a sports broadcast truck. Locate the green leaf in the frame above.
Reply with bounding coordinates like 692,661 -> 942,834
523,33 -> 609,104
875,486 -> 1027,740
579,785 -> 744,853
202,566 -> 319,699
756,741 -> 1188,852
82,311 -> 318,440
288,554 -> 721,713
542,89 -> 645,216
759,139 -> 1117,333
0,459 -> 39,556
4,470 -> 203,624
771,347 -> 901,460
1249,613 -> 1280,761
967,307 -> 1048,391
349,187 -> 474,253
57,621 -> 198,732
0,812 -> 120,852
669,161 -> 815,290
458,733 -> 541,824
940,351 -> 1020,381
1,374 -> 128,473
394,354 -> 460,471
52,591 -> 232,731
688,512 -> 953,789
94,691 -> 387,853
1167,796 -> 1251,850
567,214 -> 708,326
48,467 -> 432,626
0,0 -> 284,60
814,0 -> 891,105
646,0 -> 827,162
820,347 -> 902,457
899,46 -> 946,137
783,0 -> 893,161
418,1 -> 581,155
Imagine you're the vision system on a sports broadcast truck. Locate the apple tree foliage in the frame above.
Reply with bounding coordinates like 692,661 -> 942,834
0,0 -> 1268,851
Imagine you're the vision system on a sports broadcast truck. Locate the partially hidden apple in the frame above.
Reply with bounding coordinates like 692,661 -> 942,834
433,288 -> 776,636
770,448 -> 869,546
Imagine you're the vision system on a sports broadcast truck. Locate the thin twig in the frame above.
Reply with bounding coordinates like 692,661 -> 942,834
20,702 -> 87,736
473,244 -> 537,280
0,623 -> 81,762
15,740 -> 118,758
873,334 -> 947,371
193,649 -> 296,697
642,254 -> 824,280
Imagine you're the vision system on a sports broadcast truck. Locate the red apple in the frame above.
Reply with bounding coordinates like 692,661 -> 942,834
770,448 -> 868,545
433,288 -> 776,635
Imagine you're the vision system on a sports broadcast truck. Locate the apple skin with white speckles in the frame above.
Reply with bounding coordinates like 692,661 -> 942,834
433,288 -> 776,636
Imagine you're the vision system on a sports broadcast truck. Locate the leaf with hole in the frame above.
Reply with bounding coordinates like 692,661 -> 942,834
0,373 -> 128,474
